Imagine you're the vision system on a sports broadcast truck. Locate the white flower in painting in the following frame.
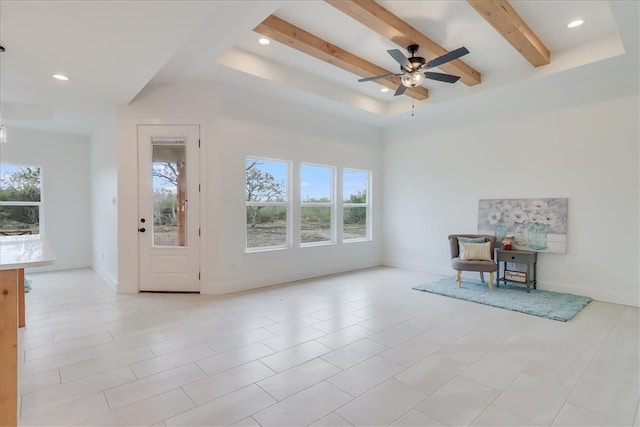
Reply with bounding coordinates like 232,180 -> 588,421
499,199 -> 513,211
529,199 -> 548,212
487,209 -> 502,225
530,213 -> 545,225
501,209 -> 514,225
511,208 -> 529,224
542,211 -> 559,228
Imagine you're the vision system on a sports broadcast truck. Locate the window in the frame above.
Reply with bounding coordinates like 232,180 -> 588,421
0,165 -> 42,236
246,158 -> 288,250
152,141 -> 187,247
343,168 -> 370,240
300,164 -> 333,245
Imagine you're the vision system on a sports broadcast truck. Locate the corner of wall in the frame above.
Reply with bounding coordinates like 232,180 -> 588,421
92,265 -> 118,293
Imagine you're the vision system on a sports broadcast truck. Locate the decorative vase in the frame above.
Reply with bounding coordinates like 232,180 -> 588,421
528,223 -> 547,250
514,224 -> 527,246
495,221 -> 508,243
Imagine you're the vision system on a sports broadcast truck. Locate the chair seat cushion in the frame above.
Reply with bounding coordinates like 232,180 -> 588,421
451,257 -> 497,272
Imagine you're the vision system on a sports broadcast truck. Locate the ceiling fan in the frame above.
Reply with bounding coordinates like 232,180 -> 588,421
358,44 -> 470,96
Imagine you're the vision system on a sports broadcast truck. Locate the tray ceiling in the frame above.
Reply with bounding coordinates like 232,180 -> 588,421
0,0 -> 633,134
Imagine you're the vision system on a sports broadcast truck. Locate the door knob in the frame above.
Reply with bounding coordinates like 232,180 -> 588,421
138,227 -> 146,233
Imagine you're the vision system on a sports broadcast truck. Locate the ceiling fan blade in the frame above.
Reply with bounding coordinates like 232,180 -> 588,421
358,72 -> 402,83
387,49 -> 412,70
423,71 -> 461,83
394,84 -> 407,96
425,47 -> 469,69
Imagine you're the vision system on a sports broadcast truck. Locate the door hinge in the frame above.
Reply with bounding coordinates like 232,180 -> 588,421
198,272 -> 201,280
199,183 -> 201,193
198,139 -> 201,148
199,228 -> 201,237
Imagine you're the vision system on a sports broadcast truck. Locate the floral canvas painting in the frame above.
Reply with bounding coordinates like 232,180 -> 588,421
477,198 -> 568,253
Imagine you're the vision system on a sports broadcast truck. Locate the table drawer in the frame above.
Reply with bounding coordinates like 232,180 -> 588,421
500,252 -> 534,264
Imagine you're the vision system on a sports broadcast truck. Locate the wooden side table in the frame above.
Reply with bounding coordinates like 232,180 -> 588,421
495,248 -> 537,292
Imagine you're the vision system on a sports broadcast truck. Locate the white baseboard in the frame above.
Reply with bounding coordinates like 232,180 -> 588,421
204,261 -> 383,296
92,265 -> 118,292
383,260 -> 452,276
115,282 -> 139,294
27,261 -> 91,274
539,280 -> 639,307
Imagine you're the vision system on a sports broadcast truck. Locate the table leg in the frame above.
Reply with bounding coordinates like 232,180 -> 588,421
0,269 -> 19,427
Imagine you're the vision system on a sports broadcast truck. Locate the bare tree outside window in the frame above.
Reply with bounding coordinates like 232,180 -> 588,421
152,160 -> 184,246
246,159 -> 288,249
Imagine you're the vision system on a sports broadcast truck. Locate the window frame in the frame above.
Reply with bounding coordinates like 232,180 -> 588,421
245,156 -> 290,252
342,168 -> 371,242
300,162 -> 335,247
0,163 -> 44,237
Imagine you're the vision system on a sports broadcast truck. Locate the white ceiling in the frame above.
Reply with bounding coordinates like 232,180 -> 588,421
0,1 -> 636,135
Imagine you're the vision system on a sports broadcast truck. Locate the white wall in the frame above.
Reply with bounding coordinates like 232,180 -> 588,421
116,82 -> 384,294
383,59 -> 639,306
0,127 -> 92,272
90,110 -> 119,289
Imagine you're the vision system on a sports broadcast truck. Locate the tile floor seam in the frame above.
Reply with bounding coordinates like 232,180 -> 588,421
467,378 -> 513,427
318,388 -> 357,424
101,390 -> 114,413
472,402 -> 529,426
556,314 -> 623,423
254,380 -> 282,405
383,378 -> 438,425
147,386 -> 202,425
56,366 -> 62,387
98,365 -> 139,397
567,373 -> 640,425
102,331 -> 116,358
411,405 -> 449,426
317,354 -> 347,372
196,356 -> 264,377
477,353 -> 557,426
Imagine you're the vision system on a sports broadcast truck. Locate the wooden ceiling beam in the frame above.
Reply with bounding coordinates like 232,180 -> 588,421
467,0 -> 550,67
325,0 -> 481,86
254,15 -> 428,101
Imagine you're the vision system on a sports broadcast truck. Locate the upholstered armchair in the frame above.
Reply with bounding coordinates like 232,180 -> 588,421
448,234 -> 497,289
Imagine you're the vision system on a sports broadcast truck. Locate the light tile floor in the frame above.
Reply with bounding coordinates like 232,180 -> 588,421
17,267 -> 640,426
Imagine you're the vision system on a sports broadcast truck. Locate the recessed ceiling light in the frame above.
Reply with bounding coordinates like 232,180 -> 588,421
567,19 -> 584,29
380,87 -> 389,92
258,38 -> 271,45
52,74 -> 69,81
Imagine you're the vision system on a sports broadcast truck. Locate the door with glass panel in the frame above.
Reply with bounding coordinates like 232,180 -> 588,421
137,125 -> 200,292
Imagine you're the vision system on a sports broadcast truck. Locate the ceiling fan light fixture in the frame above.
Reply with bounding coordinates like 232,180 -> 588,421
380,87 -> 389,92
401,71 -> 425,88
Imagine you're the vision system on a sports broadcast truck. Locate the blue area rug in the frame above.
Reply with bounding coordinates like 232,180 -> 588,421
413,277 -> 591,321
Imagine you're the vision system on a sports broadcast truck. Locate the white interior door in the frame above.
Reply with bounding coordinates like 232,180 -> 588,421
137,125 -> 200,292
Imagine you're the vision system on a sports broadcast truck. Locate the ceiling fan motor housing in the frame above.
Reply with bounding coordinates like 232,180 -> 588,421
405,45 -> 425,71
409,57 -> 425,69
